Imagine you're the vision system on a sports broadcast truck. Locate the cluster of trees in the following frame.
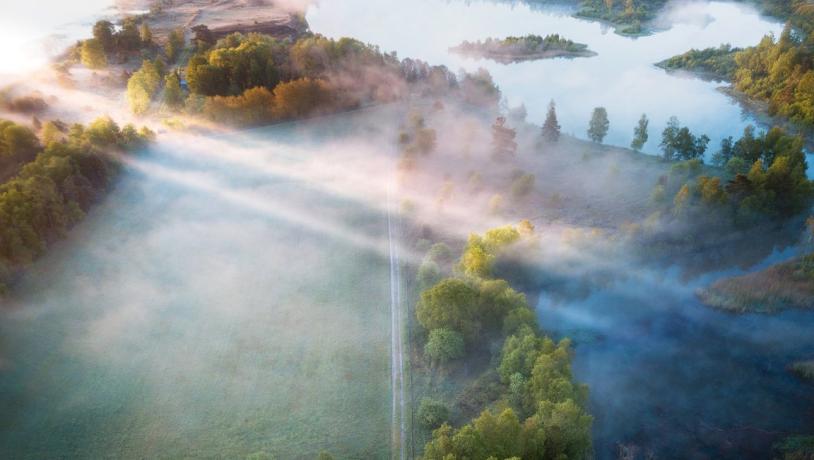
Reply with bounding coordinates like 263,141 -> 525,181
80,18 -> 158,69
654,125 -> 811,226
397,114 -> 438,170
729,3 -> 814,126
658,44 -> 740,81
0,118 -> 153,292
416,224 -> 592,459
181,32 -> 482,125
575,0 -> 669,35
451,34 -> 590,61
659,116 -> 710,161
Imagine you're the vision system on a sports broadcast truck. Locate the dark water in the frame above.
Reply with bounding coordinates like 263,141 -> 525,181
537,249 -> 814,459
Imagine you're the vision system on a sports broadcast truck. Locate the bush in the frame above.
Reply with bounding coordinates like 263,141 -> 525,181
510,173 -> 535,198
424,328 -> 465,364
417,398 -> 449,429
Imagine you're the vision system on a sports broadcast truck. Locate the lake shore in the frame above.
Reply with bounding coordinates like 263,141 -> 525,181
697,254 -> 814,313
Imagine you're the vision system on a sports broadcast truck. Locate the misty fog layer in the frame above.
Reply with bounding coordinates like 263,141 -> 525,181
307,0 -> 793,164
0,110 -> 405,459
538,251 -> 814,458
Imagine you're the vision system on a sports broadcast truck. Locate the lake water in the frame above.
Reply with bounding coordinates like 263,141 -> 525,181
308,0 -> 785,159
0,0 -> 117,77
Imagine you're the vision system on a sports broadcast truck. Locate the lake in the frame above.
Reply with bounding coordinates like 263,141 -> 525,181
308,0 -> 785,160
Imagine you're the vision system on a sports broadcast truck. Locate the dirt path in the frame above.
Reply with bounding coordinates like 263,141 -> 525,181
387,184 -> 408,460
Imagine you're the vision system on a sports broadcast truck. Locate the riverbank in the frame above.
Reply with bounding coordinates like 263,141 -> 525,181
697,254 -> 814,313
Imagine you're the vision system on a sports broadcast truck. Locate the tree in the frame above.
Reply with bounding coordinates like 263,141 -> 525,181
425,328 -> 465,364
92,20 -> 115,52
491,116 -> 517,158
140,22 -> 153,46
660,116 -> 709,160
166,28 -> 185,62
2,124 -> 39,157
117,17 -> 142,52
418,398 -> 449,428
127,60 -> 161,114
81,39 -> 107,69
416,278 -> 478,339
163,72 -> 184,108
587,107 -> 609,143
272,78 -> 334,119
660,116 -> 681,160
541,99 -> 561,143
630,113 -> 649,151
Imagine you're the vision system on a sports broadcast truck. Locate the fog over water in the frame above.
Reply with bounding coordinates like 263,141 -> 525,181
308,0 -> 785,159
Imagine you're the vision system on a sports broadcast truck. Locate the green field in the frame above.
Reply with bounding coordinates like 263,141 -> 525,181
0,117 -> 397,459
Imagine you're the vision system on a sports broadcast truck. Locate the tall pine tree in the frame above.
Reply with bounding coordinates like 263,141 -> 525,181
542,99 -> 561,143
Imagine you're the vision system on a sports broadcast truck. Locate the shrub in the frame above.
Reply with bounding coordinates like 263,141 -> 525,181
417,398 -> 449,429
424,328 -> 465,364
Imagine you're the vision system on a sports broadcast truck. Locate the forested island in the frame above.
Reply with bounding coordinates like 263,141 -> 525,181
656,44 -> 740,81
450,34 -> 595,63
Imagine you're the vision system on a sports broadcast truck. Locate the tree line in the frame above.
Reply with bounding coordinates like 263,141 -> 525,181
0,118 -> 153,293
414,223 -> 593,459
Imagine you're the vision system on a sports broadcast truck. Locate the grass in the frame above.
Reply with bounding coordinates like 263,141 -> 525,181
0,123 -> 394,459
789,361 -> 814,383
697,254 -> 814,313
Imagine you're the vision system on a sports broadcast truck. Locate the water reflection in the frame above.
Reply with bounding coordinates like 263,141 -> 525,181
308,0 -> 784,159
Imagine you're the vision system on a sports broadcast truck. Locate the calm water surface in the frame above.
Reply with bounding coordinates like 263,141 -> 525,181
308,0 -> 785,158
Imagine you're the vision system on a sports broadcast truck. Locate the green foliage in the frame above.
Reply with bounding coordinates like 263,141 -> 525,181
587,107 -> 609,143
0,117 -> 152,291
510,173 -> 535,198
127,60 -> 162,114
453,34 -> 590,61
658,44 -> 740,80
166,28 -> 185,62
139,22 -> 153,46
732,14 -> 814,128
417,279 -> 479,339
92,20 -> 115,52
630,113 -> 649,151
80,39 -> 108,69
418,259 -> 442,290
775,435 -> 814,460
163,72 -> 184,108
422,402 -> 592,460
117,17 -> 142,53
576,0 -> 668,29
541,100 -> 561,143
459,226 -> 521,278
1,121 -> 39,158
660,116 -> 709,161
425,328 -> 466,364
418,398 -> 450,429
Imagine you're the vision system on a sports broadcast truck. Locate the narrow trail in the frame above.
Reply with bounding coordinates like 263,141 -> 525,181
387,185 -> 408,460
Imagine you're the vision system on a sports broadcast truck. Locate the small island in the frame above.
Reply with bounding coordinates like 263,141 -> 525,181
450,34 -> 596,64
656,44 -> 740,82
697,253 -> 814,313
790,360 -> 814,383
